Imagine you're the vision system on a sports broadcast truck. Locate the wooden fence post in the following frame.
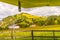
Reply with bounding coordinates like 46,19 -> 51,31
11,28 -> 14,40
53,30 -> 56,40
31,30 -> 34,40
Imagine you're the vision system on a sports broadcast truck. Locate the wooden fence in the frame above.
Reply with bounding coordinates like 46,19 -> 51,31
1,30 -> 60,40
30,30 -> 60,40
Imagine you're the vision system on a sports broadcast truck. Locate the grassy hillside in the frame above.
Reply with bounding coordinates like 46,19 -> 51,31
0,0 -> 60,8
0,13 -> 46,28
0,12 -> 60,29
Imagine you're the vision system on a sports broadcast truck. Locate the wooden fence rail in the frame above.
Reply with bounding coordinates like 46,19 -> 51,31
2,30 -> 60,40
30,30 -> 60,40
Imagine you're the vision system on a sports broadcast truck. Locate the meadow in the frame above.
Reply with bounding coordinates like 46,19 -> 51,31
0,25 -> 60,40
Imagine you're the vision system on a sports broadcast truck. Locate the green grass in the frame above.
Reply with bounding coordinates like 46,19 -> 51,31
0,30 -> 60,40
0,0 -> 60,8
0,25 -> 60,37
0,37 -> 60,40
0,25 -> 60,40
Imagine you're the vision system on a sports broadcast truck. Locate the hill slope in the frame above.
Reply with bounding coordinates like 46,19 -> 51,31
0,13 -> 60,29
0,13 -> 46,28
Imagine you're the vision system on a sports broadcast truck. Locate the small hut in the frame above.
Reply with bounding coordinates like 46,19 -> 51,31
30,24 -> 37,28
9,24 -> 20,29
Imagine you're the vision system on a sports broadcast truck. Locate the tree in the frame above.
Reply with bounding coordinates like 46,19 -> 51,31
32,17 -> 45,26
57,15 -> 60,24
45,15 -> 57,25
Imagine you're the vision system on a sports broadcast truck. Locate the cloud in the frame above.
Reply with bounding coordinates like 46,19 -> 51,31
0,2 -> 60,20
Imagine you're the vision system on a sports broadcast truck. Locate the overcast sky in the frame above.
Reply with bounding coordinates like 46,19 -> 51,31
0,2 -> 60,20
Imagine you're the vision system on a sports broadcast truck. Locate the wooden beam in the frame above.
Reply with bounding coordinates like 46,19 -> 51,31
18,0 -> 21,12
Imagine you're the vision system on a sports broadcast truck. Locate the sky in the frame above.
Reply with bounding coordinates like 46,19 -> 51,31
0,2 -> 60,20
